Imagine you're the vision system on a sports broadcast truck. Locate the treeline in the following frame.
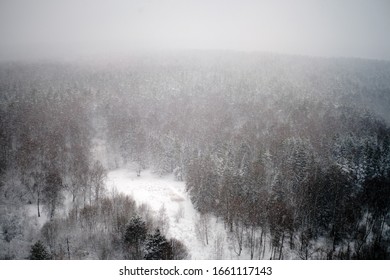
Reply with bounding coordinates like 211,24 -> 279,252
186,101 -> 390,259
1,52 -> 390,259
0,83 -> 112,258
0,82 -> 93,211
0,78 -> 188,259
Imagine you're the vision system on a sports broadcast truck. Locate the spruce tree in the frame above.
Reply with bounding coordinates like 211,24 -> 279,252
29,240 -> 51,260
124,216 -> 147,259
144,229 -> 173,260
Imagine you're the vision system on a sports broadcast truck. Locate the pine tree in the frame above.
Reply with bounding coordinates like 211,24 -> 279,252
29,240 -> 51,260
124,216 -> 147,259
144,229 -> 173,260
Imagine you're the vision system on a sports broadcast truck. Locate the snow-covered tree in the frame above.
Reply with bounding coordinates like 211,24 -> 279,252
144,229 -> 173,260
29,240 -> 51,260
124,216 -> 147,259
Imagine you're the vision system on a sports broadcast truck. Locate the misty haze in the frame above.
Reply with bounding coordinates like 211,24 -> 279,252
0,0 -> 389,260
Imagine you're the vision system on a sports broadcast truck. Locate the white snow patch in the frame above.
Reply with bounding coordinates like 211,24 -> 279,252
106,168 -> 271,260
25,204 -> 49,228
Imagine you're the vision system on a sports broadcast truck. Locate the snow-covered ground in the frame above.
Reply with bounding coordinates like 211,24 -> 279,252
25,204 -> 49,228
22,161 -> 274,259
106,167 -> 272,260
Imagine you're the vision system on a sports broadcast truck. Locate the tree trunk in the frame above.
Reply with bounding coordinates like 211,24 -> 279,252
258,228 -> 264,260
249,226 -> 255,260
66,238 -> 71,260
278,232 -> 285,260
37,194 -> 41,217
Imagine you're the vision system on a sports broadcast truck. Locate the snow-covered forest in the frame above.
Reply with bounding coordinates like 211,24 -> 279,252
1,52 -> 390,259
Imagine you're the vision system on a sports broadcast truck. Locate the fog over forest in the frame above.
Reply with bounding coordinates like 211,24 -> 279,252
1,0 -> 390,60
0,1 -> 389,260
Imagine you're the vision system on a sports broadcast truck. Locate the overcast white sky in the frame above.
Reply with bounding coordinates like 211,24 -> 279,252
0,0 -> 389,61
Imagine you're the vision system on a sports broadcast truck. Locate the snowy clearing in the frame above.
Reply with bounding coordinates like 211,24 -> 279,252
106,168 -> 270,260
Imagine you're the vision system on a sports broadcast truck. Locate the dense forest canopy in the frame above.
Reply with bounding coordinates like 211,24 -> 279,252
0,52 -> 390,259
